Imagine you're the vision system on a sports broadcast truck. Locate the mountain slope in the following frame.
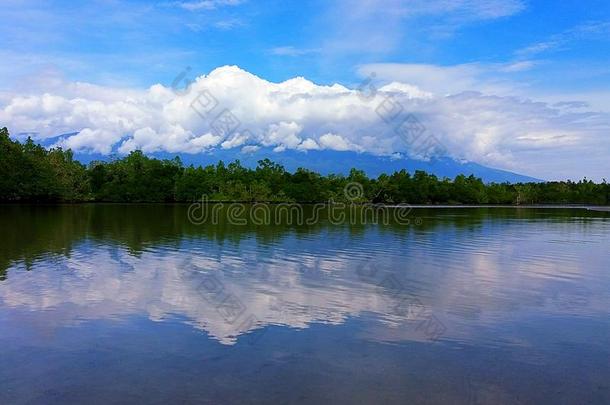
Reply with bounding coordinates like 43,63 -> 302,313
73,148 -> 541,183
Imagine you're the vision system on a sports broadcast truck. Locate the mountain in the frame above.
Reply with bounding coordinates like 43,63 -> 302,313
72,147 -> 542,183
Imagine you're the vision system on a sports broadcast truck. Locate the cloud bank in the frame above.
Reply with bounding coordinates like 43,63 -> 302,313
1,65 -> 609,180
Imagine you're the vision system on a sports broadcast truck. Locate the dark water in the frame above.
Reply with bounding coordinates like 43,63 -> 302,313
1,205 -> 609,404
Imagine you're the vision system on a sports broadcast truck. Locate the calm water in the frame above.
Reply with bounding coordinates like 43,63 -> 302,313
1,205 -> 609,404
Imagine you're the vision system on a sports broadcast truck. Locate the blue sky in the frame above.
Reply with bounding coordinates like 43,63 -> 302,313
2,0 -> 610,88
1,0 -> 610,180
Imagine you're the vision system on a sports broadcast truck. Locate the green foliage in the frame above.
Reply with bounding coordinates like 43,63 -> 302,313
0,128 -> 608,205
0,128 -> 89,201
89,151 -> 181,202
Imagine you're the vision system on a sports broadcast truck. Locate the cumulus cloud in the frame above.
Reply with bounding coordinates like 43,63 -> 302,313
263,121 -> 303,150
1,65 -> 609,179
298,138 -> 320,151
318,133 -> 362,152
240,145 -> 260,154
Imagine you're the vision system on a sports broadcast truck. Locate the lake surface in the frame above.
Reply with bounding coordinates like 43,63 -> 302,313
1,205 -> 609,404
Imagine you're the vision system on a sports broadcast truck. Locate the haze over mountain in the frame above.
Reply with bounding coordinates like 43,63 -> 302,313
71,147 -> 541,183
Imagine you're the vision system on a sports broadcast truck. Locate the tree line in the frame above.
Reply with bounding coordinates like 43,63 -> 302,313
1,127 -> 608,204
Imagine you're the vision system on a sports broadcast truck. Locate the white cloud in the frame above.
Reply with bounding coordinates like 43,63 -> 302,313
117,126 -> 222,154
516,20 -> 610,57
173,0 -> 245,12
358,62 -> 540,95
220,131 -> 249,149
499,61 -> 538,73
1,65 -> 609,180
298,138 -> 321,151
316,0 -> 526,57
384,0 -> 526,19
264,121 -> 303,149
318,133 -> 362,152
213,18 -> 244,30
269,46 -> 320,57
0,242 -> 449,345
62,128 -> 121,155
240,145 -> 259,154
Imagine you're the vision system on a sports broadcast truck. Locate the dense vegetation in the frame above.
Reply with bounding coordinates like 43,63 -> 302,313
1,127 -> 608,204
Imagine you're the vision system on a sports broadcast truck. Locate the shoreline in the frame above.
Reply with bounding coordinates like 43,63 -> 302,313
1,201 -> 609,210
